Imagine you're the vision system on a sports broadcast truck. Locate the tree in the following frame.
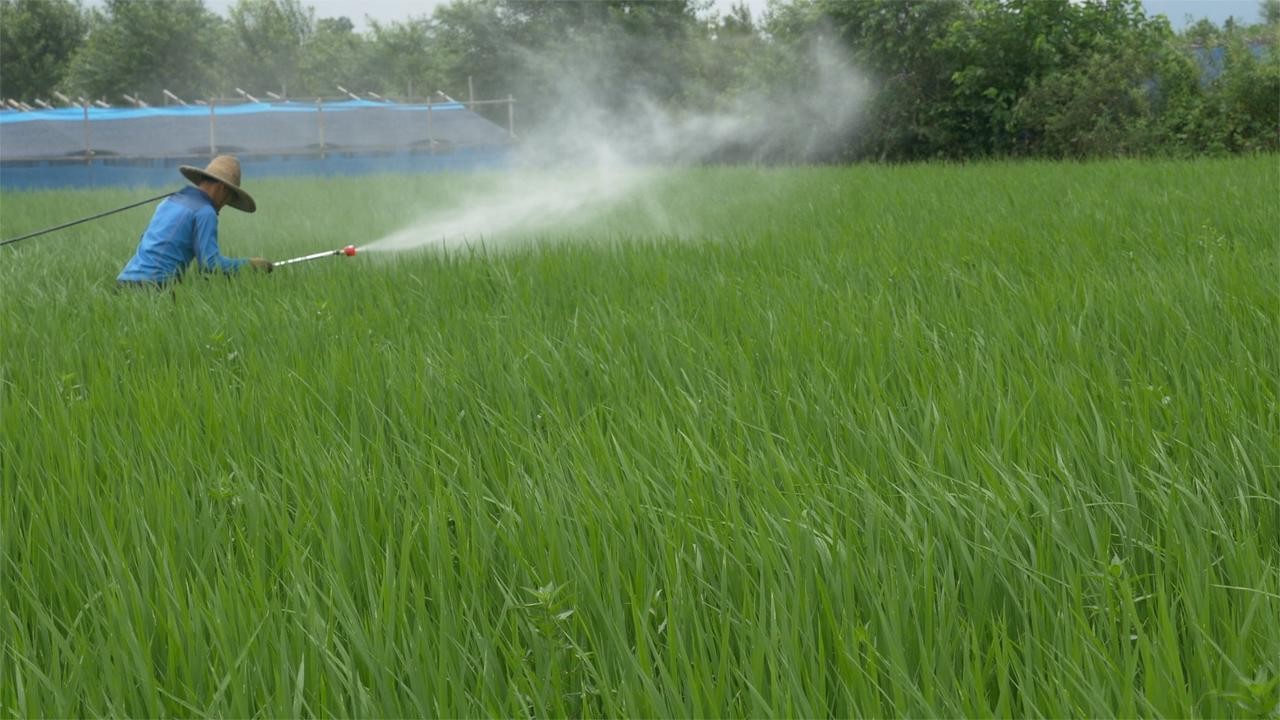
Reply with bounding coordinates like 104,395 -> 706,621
65,0 -> 223,103
1263,0 -> 1280,25
1166,9 -> 1279,154
817,0 -> 968,160
296,16 -> 375,97
1182,18 -> 1220,47
0,0 -> 88,101
943,0 -> 1170,157
226,0 -> 313,96
367,17 -> 442,98
1012,34 -> 1197,158
685,1 -> 778,111
760,0 -> 818,42
430,0 -> 517,102
429,0 -> 709,126
1214,29 -> 1280,152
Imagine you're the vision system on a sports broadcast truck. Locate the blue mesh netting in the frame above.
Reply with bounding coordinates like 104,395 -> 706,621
0,100 -> 511,161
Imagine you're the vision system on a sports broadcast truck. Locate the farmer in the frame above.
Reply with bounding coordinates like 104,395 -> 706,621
117,155 -> 272,286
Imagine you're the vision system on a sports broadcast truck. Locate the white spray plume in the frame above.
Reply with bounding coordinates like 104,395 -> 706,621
363,35 -> 870,254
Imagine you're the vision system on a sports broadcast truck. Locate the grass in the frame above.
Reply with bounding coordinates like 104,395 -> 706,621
1,156 -> 1277,717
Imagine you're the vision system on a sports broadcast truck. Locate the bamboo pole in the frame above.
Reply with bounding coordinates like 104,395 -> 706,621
82,102 -> 91,163
426,95 -> 434,155
317,97 -> 325,158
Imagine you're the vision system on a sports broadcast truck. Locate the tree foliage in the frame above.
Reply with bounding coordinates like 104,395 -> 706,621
65,0 -> 222,102
226,0 -> 313,97
794,0 -> 1277,159
817,0 -> 966,160
428,0 -> 711,122
295,16 -> 374,97
1261,0 -> 1280,26
367,16 -> 440,98
0,0 -> 88,101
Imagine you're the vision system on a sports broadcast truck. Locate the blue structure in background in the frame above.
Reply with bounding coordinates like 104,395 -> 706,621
1191,39 -> 1273,84
0,148 -> 511,190
0,98 -> 514,190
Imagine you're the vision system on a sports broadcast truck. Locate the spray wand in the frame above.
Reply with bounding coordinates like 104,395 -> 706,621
1,193 -> 173,247
275,245 -> 357,268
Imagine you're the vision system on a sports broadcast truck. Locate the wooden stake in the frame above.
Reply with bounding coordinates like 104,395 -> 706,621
426,96 -> 434,155
83,102 -> 91,162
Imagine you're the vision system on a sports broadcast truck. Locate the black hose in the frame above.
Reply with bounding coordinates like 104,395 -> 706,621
0,192 -> 173,247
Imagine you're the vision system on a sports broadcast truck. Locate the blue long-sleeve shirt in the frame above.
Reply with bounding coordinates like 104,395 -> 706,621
117,186 -> 247,283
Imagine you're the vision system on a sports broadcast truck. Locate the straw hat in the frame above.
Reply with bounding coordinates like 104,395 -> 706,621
179,155 -> 256,213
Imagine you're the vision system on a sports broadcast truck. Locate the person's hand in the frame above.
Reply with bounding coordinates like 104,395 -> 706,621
249,257 -> 273,273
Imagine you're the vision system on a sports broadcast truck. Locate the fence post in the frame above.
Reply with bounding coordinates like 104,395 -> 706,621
208,99 -> 216,156
426,96 -> 435,155
507,95 -> 515,139
317,97 -> 325,158
82,101 -> 91,163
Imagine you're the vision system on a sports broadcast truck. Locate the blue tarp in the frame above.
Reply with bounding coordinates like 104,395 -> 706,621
0,99 -> 467,124
0,147 -> 511,190
0,98 -> 512,188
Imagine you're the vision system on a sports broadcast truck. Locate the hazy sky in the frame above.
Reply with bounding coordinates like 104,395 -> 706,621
187,0 -> 1263,31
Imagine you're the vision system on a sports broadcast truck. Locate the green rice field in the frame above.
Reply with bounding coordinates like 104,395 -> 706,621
1,157 -> 1277,716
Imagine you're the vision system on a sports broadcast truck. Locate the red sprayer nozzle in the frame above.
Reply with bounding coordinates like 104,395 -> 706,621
275,244 -> 359,268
